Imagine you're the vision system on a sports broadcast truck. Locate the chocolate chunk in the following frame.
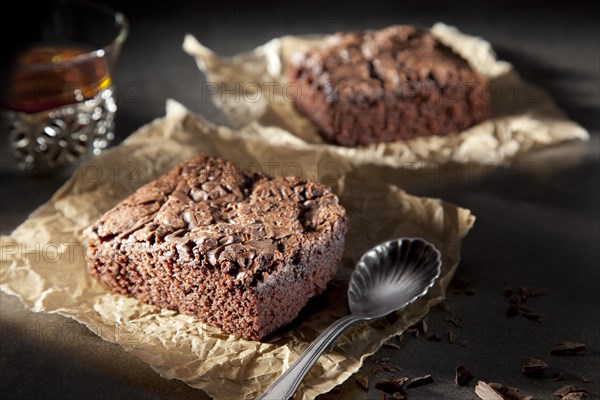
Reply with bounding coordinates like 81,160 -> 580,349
550,342 -> 586,356
375,377 -> 409,394
355,374 -> 369,391
522,356 -> 549,376
455,365 -> 473,386
406,375 -> 434,389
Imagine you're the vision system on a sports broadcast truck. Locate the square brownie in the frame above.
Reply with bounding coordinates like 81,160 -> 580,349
85,154 -> 347,341
289,25 -> 491,146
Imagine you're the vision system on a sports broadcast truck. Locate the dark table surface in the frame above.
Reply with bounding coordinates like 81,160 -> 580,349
1,1 -> 599,399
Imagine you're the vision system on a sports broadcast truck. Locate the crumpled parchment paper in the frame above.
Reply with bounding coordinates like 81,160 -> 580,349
0,101 -> 475,400
183,23 -> 589,167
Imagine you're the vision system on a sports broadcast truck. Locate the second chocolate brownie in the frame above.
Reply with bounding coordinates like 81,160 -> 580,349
289,25 -> 491,146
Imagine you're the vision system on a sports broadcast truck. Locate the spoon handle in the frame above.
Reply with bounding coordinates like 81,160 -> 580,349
257,314 -> 363,400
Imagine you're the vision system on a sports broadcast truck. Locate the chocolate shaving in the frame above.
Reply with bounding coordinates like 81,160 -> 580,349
377,366 -> 403,374
504,286 -> 545,322
375,377 -> 409,394
552,385 -> 587,399
488,382 -> 522,399
530,288 -> 546,297
453,275 -> 474,295
427,333 -> 442,341
519,307 -> 543,323
437,302 -> 451,313
580,376 -> 592,383
522,356 -> 548,376
453,274 -> 471,290
461,340 -> 469,347
408,318 -> 427,334
383,341 -> 401,350
448,330 -> 456,344
455,365 -> 473,386
562,393 -> 589,400
406,374 -> 434,389
446,317 -> 464,328
506,304 -> 520,318
553,372 -> 565,381
355,374 -> 369,391
550,342 -> 586,356
373,357 -> 389,366
475,381 -> 504,400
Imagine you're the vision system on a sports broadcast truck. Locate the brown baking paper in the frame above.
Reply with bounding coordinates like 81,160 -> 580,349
0,101 -> 474,400
183,23 -> 589,167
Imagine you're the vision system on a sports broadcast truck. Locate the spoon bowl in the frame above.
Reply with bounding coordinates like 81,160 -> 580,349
258,237 -> 442,400
349,238 -> 441,318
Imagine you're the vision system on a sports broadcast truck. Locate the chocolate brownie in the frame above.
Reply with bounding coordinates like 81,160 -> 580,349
85,154 -> 347,341
289,25 -> 491,146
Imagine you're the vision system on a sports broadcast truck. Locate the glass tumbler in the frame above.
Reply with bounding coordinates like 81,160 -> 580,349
3,1 -> 128,171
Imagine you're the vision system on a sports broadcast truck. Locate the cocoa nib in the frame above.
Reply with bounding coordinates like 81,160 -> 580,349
427,333 -> 442,342
455,365 -> 473,386
550,342 -> 586,356
522,356 -> 549,376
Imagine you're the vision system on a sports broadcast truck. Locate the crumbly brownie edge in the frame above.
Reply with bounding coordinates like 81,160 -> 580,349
86,215 -> 346,341
254,217 -> 347,339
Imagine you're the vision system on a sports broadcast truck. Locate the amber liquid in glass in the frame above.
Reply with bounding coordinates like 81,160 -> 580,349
4,45 -> 117,168
7,45 -> 112,113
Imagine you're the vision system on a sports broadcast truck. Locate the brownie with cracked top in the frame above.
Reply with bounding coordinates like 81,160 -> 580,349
289,25 -> 491,146
85,153 -> 347,341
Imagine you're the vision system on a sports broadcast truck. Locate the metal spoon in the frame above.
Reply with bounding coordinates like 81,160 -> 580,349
257,237 -> 442,400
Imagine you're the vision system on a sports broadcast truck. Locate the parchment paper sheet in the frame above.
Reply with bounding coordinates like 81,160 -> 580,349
1,101 -> 475,400
183,23 -> 589,168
